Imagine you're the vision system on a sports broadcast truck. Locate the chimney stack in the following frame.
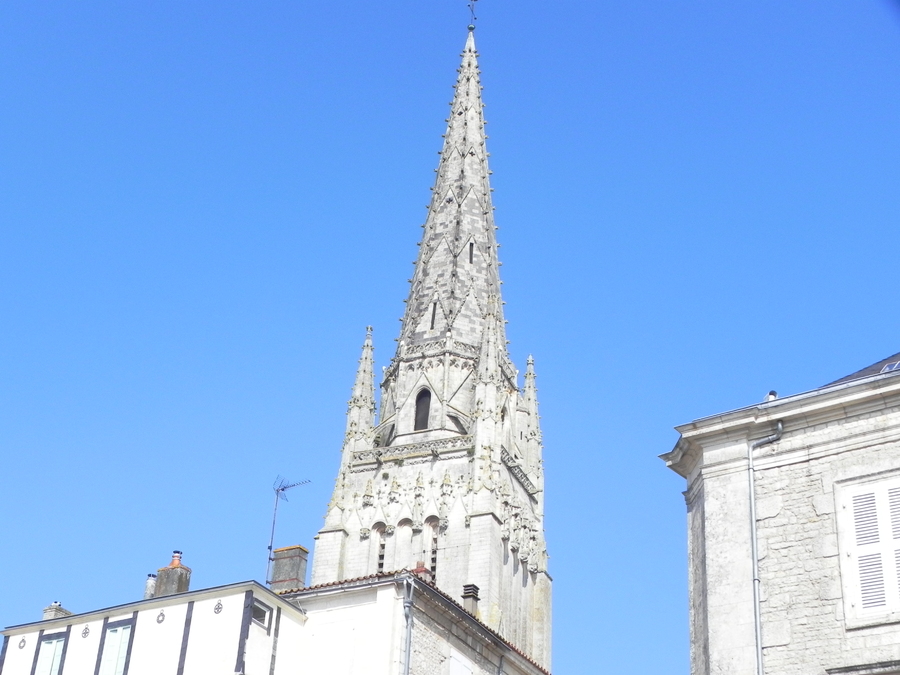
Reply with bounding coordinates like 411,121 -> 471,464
461,584 -> 480,615
42,602 -> 72,621
411,561 -> 434,583
155,551 -> 191,598
269,545 -> 308,593
143,573 -> 158,599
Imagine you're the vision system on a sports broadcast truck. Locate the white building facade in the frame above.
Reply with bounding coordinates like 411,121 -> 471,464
0,576 -> 546,675
662,353 -> 900,675
0,583 -> 304,675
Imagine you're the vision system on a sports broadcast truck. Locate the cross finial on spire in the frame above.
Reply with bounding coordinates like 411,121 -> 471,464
467,0 -> 478,30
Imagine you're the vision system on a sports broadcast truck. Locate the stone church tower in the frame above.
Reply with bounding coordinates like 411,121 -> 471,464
310,28 -> 552,668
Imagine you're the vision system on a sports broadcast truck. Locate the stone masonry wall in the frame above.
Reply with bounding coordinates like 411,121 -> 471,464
410,598 -> 545,675
753,405 -> 900,674
686,482 -> 710,675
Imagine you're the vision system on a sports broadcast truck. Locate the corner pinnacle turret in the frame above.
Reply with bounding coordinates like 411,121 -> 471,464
343,327 -> 375,450
399,29 -> 506,352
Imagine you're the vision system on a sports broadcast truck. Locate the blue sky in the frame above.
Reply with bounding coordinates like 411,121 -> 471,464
2,2 -> 900,672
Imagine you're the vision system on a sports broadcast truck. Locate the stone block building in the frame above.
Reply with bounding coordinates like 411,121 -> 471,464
663,353 -> 900,675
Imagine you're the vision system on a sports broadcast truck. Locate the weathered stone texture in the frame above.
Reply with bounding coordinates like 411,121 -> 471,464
411,598 -> 540,675
309,29 -> 551,670
755,419 -> 900,674
663,370 -> 900,675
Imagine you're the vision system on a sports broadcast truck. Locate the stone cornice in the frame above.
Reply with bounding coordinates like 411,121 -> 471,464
384,338 -> 517,387
662,371 -> 900,479
351,435 -> 474,467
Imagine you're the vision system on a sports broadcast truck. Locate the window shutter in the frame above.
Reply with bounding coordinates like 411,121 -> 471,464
892,487 -> 900,599
98,624 -> 132,675
35,638 -> 65,675
889,487 -> 900,540
853,493 -> 879,545
841,477 -> 900,620
858,553 -> 886,609
114,626 -> 131,675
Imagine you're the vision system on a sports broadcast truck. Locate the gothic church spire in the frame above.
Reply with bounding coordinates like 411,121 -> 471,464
400,28 -> 506,351
311,31 -> 551,668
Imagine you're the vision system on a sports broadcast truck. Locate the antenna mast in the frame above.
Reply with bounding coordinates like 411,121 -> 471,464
266,475 -> 310,584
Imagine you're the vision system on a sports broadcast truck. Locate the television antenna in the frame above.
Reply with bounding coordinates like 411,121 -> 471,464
265,475 -> 310,584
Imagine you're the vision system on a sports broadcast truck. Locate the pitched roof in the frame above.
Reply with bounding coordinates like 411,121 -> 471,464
824,351 -> 900,386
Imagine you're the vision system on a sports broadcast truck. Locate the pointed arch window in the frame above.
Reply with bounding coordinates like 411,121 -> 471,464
415,389 -> 431,431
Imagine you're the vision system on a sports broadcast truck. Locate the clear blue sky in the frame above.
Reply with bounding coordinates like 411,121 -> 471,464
2,2 -> 899,672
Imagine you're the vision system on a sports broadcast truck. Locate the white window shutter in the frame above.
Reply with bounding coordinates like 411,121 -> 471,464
115,625 -> 131,675
852,493 -> 879,545
99,625 -> 131,675
892,487 -> 900,599
35,638 -> 65,675
858,553 -> 886,609
852,492 -> 886,609
840,476 -> 900,621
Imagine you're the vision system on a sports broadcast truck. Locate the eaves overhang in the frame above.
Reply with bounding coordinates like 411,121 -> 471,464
661,369 -> 900,478
1,580 -> 304,636
279,570 -> 551,675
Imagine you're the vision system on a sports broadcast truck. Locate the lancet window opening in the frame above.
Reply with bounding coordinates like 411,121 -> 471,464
371,523 -> 387,574
426,517 -> 440,582
415,389 -> 431,431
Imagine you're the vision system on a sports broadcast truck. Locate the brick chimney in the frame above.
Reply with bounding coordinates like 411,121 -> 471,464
155,551 -> 191,598
42,602 -> 72,621
411,561 -> 434,583
462,584 -> 480,615
269,545 -> 308,593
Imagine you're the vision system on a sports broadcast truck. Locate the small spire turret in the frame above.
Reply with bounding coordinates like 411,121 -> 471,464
524,355 -> 540,422
344,327 -> 376,448
523,355 -> 544,472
